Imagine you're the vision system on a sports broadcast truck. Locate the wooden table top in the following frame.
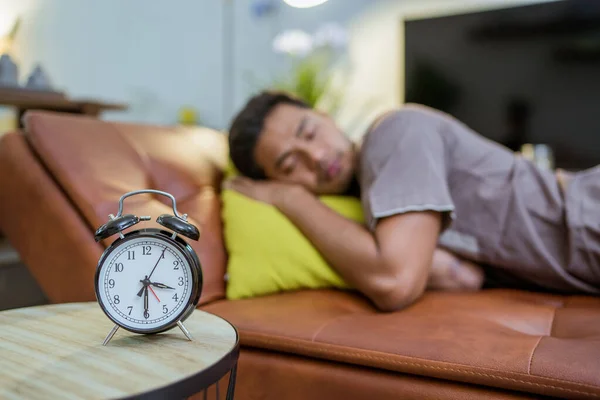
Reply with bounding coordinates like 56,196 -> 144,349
0,302 -> 239,399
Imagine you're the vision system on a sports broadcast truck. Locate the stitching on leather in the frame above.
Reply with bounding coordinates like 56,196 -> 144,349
245,336 -> 600,397
527,336 -> 543,375
246,332 -> 599,387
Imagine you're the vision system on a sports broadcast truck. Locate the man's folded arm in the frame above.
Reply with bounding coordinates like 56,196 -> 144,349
275,188 -> 442,311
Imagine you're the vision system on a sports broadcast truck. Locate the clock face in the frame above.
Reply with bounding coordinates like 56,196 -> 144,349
96,234 -> 196,333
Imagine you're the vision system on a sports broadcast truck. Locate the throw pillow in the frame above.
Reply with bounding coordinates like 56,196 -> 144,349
221,187 -> 365,300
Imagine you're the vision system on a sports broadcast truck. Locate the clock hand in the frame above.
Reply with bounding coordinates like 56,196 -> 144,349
149,281 -> 175,290
148,285 -> 161,302
143,286 -> 149,319
136,247 -> 168,297
137,278 -> 174,295
147,248 -> 167,281
136,275 -> 149,297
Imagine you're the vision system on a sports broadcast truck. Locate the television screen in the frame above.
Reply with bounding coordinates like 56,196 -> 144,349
404,0 -> 600,170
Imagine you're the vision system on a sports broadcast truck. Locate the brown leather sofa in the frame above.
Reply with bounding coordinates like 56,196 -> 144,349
1,111 -> 599,400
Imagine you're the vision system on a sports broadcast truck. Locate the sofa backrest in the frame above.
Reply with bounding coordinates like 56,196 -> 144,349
22,111 -> 229,304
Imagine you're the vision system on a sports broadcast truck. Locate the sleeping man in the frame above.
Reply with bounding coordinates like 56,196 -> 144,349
224,91 -> 600,311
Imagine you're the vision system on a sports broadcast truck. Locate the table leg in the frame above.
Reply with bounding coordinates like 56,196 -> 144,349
226,363 -> 237,400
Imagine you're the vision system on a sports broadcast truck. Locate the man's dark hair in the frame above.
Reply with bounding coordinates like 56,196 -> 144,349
228,90 -> 309,179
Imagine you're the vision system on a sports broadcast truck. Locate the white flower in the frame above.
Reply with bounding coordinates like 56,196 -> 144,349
272,29 -> 314,57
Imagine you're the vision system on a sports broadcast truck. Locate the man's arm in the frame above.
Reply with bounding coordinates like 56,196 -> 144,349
224,178 -> 483,311
274,186 -> 441,311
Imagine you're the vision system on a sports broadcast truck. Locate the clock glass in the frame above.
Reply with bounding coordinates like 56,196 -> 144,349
96,234 -> 194,333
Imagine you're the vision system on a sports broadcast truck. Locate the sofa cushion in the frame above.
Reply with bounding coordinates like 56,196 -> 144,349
22,111 -> 229,304
0,132 -> 104,303
233,348 -> 539,400
202,289 -> 600,399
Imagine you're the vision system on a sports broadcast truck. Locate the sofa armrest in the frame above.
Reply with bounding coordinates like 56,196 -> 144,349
0,131 -> 103,303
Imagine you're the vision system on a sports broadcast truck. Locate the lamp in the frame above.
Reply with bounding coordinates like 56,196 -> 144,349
283,0 -> 329,8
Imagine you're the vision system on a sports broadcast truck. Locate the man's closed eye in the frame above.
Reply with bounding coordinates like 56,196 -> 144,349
303,123 -> 317,140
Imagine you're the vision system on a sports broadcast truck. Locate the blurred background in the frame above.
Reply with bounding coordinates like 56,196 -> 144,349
0,0 -> 598,165
0,0 -> 599,310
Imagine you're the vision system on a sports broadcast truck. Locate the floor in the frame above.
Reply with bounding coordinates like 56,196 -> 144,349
0,237 -> 48,311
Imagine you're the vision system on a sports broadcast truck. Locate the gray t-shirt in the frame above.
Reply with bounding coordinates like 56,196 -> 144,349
358,104 -> 600,294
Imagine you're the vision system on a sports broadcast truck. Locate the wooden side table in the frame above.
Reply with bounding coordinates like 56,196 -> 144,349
0,302 -> 239,399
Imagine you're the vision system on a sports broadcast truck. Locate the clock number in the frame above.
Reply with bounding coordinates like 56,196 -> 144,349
108,279 -> 115,288
127,306 -> 133,315
173,260 -> 179,270
172,293 -> 178,302
144,311 -> 149,319
162,305 -> 168,314
115,263 -> 124,272
178,276 -> 184,286
128,251 -> 135,260
142,246 -> 152,256
113,295 -> 120,304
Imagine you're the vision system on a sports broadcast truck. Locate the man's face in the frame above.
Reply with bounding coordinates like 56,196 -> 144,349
254,103 -> 357,195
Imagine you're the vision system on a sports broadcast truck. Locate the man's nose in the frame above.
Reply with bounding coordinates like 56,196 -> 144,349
299,143 -> 326,171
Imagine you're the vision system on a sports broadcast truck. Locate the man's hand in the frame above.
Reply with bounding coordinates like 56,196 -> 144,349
223,176 -> 303,206
427,248 -> 484,291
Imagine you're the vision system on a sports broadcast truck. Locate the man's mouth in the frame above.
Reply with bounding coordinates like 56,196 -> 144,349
324,157 -> 341,181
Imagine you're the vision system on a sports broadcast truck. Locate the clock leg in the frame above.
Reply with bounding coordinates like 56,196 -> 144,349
177,320 -> 193,341
102,324 -> 120,346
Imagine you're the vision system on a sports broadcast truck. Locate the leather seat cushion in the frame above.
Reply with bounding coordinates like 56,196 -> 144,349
202,288 -> 600,399
22,111 -> 229,304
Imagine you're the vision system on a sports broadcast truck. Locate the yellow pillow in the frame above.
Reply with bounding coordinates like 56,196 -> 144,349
222,188 -> 365,300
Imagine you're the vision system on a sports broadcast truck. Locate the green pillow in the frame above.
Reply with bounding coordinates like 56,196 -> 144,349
222,188 -> 365,300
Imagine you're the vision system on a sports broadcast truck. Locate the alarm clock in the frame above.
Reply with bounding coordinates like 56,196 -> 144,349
93,189 -> 203,346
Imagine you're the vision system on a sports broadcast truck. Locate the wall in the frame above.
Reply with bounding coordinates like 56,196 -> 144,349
230,0 -> 372,120
0,0 -> 225,128
0,0 -> 372,131
335,0 -> 562,138
0,0 -> 561,135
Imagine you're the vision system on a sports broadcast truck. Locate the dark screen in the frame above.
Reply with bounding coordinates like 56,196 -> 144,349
404,0 -> 600,170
